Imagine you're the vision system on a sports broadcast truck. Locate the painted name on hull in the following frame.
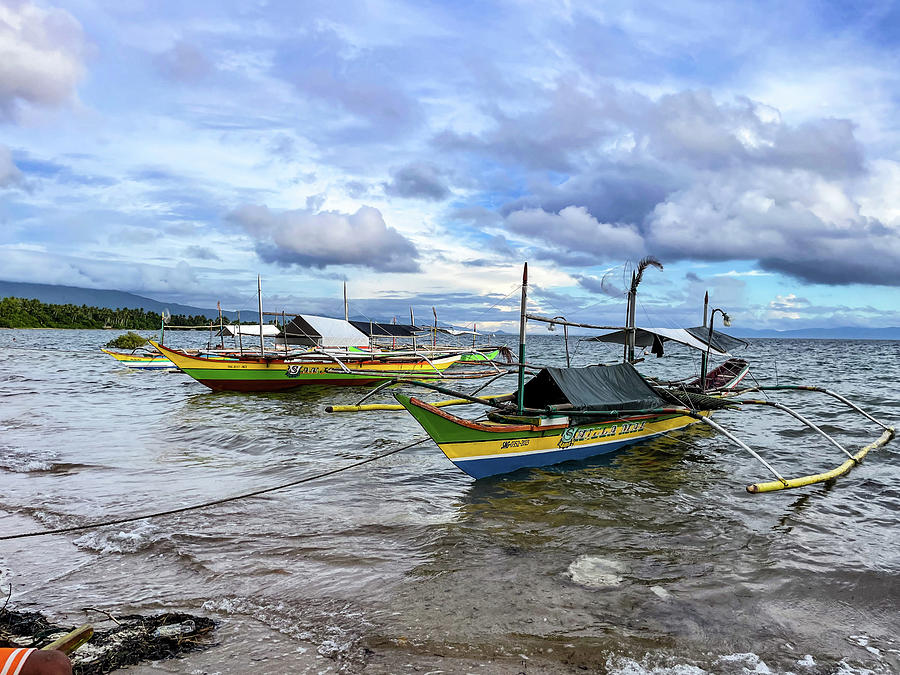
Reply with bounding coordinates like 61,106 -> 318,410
558,421 -> 646,449
286,364 -> 334,377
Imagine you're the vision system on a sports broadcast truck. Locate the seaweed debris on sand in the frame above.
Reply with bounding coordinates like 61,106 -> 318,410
0,608 -> 215,674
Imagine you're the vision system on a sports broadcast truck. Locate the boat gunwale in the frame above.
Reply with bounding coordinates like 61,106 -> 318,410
405,395 -> 689,434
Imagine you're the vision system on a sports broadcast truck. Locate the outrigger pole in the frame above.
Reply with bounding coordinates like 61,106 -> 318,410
517,262 -> 528,414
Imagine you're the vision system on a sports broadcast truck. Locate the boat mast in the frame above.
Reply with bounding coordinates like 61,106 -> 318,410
411,306 -> 417,352
516,262 -> 528,414
700,290 -> 709,388
237,310 -> 243,355
626,271 -> 636,363
257,275 -> 264,357
343,281 -> 349,322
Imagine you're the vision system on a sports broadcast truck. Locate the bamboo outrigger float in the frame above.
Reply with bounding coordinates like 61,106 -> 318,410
328,260 -> 894,493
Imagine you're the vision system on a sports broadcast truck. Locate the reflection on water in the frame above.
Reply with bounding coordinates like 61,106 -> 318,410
0,330 -> 898,673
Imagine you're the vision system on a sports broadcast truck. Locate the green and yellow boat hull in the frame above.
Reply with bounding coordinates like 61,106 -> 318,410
151,341 -> 461,392
396,394 -> 705,478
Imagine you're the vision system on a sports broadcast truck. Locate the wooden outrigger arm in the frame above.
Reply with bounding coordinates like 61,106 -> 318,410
738,385 -> 892,431
737,399 -> 857,461
725,384 -> 895,492
565,394 -> 894,494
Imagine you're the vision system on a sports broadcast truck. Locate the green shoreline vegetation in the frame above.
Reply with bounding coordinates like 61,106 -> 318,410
0,296 -> 212,330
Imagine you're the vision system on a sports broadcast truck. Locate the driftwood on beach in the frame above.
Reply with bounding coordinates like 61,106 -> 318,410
0,607 -> 215,674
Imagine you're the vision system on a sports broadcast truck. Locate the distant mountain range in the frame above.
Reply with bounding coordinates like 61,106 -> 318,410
726,326 -> 900,339
2,279 -> 899,339
0,280 -> 257,322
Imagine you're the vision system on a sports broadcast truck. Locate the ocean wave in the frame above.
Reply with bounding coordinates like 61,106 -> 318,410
201,595 -> 371,666
73,520 -> 166,554
0,445 -> 57,472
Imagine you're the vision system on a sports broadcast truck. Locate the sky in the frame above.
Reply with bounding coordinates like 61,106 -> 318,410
1,0 -> 899,333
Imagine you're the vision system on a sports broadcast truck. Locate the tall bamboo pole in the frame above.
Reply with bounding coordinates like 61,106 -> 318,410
516,262 -> 528,414
237,310 -> 243,355
258,275 -> 264,357
700,291 -> 709,389
703,290 -> 709,327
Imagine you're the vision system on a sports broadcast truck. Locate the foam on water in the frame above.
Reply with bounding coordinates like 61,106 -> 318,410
0,444 -> 56,472
73,520 -> 164,554
566,554 -> 626,587
201,595 -> 372,667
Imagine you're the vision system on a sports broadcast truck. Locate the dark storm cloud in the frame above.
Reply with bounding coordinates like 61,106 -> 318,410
644,171 -> 900,285
503,206 -> 644,265
443,81 -> 889,285
499,165 -> 675,229
575,272 -> 625,298
229,204 -> 420,273
383,163 -> 450,201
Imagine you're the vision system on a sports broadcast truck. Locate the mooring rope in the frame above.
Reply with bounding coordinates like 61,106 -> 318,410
0,437 -> 431,541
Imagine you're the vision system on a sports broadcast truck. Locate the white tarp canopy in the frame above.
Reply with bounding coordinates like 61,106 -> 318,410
590,326 -> 731,357
217,324 -> 281,337
279,314 -> 369,348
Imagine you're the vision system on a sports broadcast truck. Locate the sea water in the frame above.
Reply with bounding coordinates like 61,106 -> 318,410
0,329 -> 898,674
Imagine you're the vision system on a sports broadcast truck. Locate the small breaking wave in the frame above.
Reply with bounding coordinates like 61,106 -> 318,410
0,445 -> 57,472
73,520 -> 166,554
202,595 -> 372,666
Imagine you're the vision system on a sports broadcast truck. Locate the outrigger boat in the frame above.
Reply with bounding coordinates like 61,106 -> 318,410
330,260 -> 894,493
151,340 -> 476,391
150,300 -> 504,391
100,348 -> 177,370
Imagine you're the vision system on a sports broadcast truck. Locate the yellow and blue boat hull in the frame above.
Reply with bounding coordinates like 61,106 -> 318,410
396,394 -> 705,478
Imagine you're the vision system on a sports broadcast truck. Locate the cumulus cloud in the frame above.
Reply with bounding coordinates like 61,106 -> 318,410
442,81 -> 892,285
229,204 -> 420,273
503,206 -> 644,265
384,162 -> 450,201
0,144 -> 22,187
0,0 -> 87,119
644,167 -> 900,285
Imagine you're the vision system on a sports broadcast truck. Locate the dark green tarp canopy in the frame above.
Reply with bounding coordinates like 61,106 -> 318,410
349,320 -> 420,337
522,362 -> 665,411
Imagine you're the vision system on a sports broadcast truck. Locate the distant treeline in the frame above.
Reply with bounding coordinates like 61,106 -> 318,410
0,296 -> 214,329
